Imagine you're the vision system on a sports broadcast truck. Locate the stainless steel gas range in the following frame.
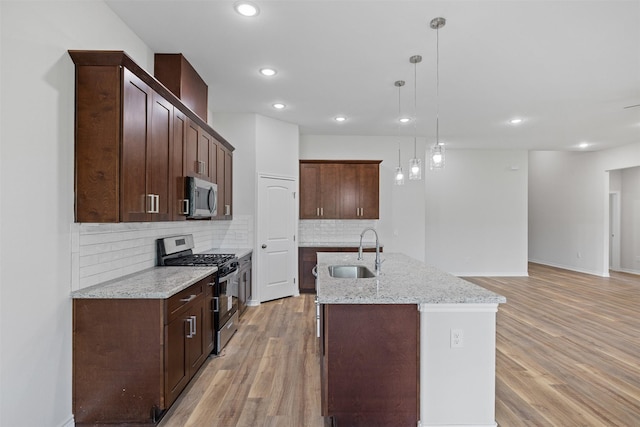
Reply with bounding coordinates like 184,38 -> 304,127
157,234 -> 239,354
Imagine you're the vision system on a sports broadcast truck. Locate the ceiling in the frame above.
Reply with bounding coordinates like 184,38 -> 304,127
105,0 -> 640,151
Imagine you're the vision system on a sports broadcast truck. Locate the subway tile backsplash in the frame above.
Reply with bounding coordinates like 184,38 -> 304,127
72,215 -> 254,291
298,219 -> 378,245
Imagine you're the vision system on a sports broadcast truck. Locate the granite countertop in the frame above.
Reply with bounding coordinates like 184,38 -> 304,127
316,252 -> 506,305
71,266 -> 217,299
299,242 -> 382,248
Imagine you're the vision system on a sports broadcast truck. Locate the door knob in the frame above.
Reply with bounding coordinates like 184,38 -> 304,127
262,244 -> 267,249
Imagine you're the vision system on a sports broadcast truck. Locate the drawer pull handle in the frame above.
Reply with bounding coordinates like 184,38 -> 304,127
180,294 -> 196,303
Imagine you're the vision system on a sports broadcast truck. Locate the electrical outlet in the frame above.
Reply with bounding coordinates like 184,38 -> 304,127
451,329 -> 464,348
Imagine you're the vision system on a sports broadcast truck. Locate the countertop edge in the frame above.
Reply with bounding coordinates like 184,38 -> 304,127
71,266 -> 218,299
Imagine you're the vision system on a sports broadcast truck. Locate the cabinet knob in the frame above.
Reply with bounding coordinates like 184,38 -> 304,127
261,244 -> 267,249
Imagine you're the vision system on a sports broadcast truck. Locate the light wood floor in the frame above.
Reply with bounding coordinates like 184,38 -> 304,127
159,263 -> 640,427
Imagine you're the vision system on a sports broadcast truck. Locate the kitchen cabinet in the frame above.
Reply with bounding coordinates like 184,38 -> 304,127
320,303 -> 419,426
339,163 -> 380,219
69,50 -> 234,223
171,110 -> 188,220
298,246 -> 382,293
154,53 -> 208,121
299,161 -> 381,219
237,252 -> 253,317
184,119 -> 216,181
73,274 -> 215,426
120,70 -> 173,222
217,144 -> 233,219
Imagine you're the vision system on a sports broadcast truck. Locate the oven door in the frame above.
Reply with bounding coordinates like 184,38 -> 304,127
187,176 -> 217,218
215,270 -> 238,327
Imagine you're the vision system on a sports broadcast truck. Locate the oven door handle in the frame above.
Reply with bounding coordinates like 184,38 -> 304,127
219,269 -> 239,283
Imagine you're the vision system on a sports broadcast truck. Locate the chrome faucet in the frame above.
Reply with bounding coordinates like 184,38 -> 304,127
358,227 -> 382,274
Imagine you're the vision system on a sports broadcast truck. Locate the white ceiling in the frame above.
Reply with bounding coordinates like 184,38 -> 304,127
105,0 -> 640,151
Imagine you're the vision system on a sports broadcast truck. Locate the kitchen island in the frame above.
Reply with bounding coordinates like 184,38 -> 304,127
316,252 -> 506,427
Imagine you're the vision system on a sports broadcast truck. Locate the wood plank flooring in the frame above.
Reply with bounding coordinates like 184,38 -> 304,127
466,264 -> 640,426
159,263 -> 640,427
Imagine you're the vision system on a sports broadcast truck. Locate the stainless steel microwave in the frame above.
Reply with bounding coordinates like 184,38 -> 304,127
186,176 -> 217,218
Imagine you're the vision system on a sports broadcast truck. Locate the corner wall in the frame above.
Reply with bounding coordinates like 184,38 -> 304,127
0,1 -> 154,426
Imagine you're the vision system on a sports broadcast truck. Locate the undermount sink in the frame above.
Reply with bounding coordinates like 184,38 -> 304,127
328,265 -> 376,278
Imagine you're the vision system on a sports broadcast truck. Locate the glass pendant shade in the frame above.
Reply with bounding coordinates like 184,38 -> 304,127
395,166 -> 405,185
394,147 -> 405,185
409,157 -> 422,180
430,144 -> 445,170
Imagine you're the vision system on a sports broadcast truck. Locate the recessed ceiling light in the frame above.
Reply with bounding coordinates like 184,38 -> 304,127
259,68 -> 277,77
272,103 -> 286,110
509,118 -> 523,125
579,142 -> 589,149
234,1 -> 260,17
334,116 -> 347,122
399,117 -> 411,123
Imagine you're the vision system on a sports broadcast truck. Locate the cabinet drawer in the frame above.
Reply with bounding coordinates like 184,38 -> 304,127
166,277 -> 211,323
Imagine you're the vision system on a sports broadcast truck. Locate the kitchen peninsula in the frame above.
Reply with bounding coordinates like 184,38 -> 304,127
316,252 -> 506,427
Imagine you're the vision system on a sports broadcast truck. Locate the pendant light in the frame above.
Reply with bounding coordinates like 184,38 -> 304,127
409,55 -> 422,180
430,17 -> 446,170
394,80 -> 406,185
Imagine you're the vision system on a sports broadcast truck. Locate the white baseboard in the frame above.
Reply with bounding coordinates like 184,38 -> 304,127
527,259 -> 606,277
418,422 -> 497,427
60,415 -> 74,427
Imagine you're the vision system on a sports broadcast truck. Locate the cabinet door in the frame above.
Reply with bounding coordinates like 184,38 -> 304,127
186,299 -> 207,373
171,110 -> 187,220
148,92 -> 173,221
320,164 -> 340,218
338,164 -> 359,219
165,314 -> 189,407
198,130 -> 212,180
216,144 -> 232,218
300,163 -> 321,219
121,69 -> 152,222
204,283 -> 215,355
357,163 -> 379,219
184,120 -> 199,177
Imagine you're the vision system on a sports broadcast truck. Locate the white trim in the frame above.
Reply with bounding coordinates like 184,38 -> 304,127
418,423 -> 497,427
419,303 -> 499,313
59,415 -> 75,427
528,258 -> 608,277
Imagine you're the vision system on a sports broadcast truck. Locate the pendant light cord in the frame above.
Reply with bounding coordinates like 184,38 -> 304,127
413,57 -> 418,157
435,23 -> 441,148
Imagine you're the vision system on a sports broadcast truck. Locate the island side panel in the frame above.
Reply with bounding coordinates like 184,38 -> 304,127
322,303 -> 419,427
419,304 -> 498,426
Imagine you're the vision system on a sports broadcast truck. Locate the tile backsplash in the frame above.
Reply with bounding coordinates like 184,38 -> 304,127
72,215 -> 254,290
298,219 -> 378,244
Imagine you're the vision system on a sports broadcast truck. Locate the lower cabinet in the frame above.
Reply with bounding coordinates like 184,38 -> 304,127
320,304 -> 419,427
237,252 -> 253,317
73,274 -> 215,426
298,246 -> 382,293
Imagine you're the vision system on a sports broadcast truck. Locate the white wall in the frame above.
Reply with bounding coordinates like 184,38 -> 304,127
256,115 -> 300,179
300,135 -> 427,260
425,150 -> 529,276
529,142 -> 640,276
209,113 -> 257,215
620,166 -> 640,273
0,2 -> 154,426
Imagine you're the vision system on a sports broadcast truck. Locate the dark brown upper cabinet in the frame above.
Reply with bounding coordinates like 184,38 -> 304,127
299,160 -> 381,220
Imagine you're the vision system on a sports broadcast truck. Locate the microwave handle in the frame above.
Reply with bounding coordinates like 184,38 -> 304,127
182,199 -> 189,215
208,186 -> 217,215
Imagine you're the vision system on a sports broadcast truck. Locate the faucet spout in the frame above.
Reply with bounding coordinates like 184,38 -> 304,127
358,227 -> 382,274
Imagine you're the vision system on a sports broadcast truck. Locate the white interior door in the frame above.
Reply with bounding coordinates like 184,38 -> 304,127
609,191 -> 621,271
257,175 -> 297,303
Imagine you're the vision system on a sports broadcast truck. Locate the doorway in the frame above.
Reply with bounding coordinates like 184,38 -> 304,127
256,175 -> 298,303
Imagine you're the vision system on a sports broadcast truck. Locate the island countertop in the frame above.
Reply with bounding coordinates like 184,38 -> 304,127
316,252 -> 506,305
71,266 -> 217,299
